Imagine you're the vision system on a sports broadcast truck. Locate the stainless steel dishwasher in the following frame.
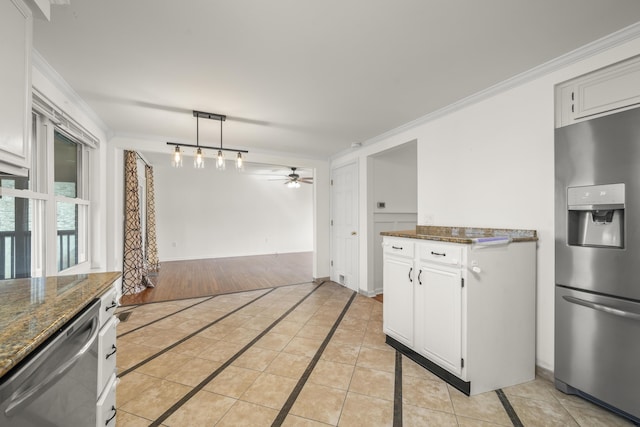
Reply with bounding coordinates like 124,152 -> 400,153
0,299 -> 100,427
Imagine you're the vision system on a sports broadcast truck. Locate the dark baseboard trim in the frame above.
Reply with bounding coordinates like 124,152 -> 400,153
385,335 -> 471,395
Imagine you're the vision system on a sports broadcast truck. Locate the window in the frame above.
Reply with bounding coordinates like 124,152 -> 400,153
0,179 -> 31,279
0,109 -> 95,279
54,131 -> 89,271
0,113 -> 40,279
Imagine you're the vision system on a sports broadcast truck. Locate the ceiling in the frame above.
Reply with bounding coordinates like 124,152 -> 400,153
33,1 -> 640,160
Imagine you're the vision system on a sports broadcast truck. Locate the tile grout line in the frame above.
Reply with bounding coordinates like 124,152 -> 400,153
495,389 -> 524,427
118,287 -> 276,378
393,350 -> 403,427
117,294 -> 218,338
147,282 -> 329,427
117,283 -> 311,337
271,290 -> 358,427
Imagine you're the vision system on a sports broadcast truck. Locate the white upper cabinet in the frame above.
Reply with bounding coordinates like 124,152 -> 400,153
556,55 -> 640,128
0,0 -> 32,175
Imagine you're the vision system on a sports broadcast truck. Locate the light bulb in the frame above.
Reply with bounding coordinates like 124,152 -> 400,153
171,146 -> 182,167
236,152 -> 244,170
194,147 -> 204,169
216,150 -> 225,170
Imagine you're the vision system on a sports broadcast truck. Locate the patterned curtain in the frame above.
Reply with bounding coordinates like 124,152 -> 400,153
145,165 -> 160,274
122,150 -> 147,294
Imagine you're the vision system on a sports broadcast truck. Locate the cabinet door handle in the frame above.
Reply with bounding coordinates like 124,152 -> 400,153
105,406 -> 117,425
418,269 -> 423,285
392,246 -> 403,250
106,344 -> 117,359
105,301 -> 117,311
430,251 -> 446,257
408,267 -> 413,283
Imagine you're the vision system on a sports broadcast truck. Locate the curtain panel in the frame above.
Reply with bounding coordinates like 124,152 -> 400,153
145,164 -> 160,274
122,150 -> 147,294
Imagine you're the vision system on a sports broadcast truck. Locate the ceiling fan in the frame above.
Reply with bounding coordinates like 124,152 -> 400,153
270,167 -> 313,188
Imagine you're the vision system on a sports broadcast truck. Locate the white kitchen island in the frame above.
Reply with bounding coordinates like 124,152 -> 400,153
381,226 -> 537,395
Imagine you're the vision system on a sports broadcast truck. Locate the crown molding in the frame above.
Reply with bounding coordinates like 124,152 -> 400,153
331,22 -> 640,161
32,49 -> 113,139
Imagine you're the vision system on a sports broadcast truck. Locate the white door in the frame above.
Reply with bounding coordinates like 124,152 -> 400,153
415,263 -> 463,376
331,162 -> 358,291
383,255 -> 414,346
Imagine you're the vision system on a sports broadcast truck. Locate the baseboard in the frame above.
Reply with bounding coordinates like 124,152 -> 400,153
313,276 -> 330,284
536,365 -> 554,383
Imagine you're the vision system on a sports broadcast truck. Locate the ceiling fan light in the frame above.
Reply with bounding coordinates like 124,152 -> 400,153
171,146 -> 183,167
216,150 -> 225,170
194,147 -> 205,169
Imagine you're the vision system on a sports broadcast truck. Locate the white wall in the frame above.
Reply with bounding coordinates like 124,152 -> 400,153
331,32 -> 640,371
106,136 -> 331,279
370,142 -> 418,215
154,160 -> 313,261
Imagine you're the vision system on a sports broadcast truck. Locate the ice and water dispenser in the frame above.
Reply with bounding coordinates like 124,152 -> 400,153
567,183 -> 625,248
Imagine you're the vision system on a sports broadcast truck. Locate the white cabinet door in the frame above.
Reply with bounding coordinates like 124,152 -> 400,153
556,55 -> 640,128
415,263 -> 462,376
383,255 -> 414,347
0,0 -> 32,174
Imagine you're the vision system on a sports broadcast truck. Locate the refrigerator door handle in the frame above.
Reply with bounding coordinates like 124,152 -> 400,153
563,295 -> 640,321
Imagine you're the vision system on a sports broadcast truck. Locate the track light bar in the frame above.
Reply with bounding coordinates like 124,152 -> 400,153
165,142 -> 248,153
192,110 -> 226,121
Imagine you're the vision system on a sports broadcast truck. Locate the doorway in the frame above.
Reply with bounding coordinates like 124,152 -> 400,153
368,141 -> 417,295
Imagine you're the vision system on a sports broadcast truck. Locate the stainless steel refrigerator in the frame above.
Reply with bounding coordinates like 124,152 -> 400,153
555,107 -> 640,424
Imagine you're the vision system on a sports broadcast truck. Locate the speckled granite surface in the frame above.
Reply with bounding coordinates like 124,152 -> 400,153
381,225 -> 538,244
0,272 -> 121,378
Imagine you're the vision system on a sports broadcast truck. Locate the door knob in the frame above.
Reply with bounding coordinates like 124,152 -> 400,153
351,231 -> 357,236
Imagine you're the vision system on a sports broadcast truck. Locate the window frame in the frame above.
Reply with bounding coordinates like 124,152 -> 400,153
0,103 -> 97,278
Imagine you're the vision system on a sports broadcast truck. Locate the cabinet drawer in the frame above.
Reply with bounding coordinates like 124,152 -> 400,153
99,285 -> 118,328
419,243 -> 462,266
97,373 -> 118,427
383,239 -> 414,258
97,316 -> 118,394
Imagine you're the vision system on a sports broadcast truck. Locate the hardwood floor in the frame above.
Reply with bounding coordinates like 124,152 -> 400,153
120,252 -> 314,305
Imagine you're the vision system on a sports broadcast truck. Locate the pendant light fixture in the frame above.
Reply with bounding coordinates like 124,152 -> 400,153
167,110 -> 248,170
171,145 -> 182,167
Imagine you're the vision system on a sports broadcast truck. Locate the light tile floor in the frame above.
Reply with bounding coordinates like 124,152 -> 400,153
115,282 -> 635,426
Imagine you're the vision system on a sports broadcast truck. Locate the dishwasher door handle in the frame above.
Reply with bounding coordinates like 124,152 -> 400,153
4,316 -> 99,417
563,295 -> 640,321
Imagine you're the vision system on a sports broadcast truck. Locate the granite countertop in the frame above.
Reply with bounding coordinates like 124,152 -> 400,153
381,225 -> 538,244
0,271 -> 121,378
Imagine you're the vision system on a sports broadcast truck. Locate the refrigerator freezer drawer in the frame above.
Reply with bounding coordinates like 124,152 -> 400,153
555,286 -> 640,421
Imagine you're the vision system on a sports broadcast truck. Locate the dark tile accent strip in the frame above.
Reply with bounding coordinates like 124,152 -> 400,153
118,287 -> 275,377
495,389 -> 524,427
393,350 -> 403,427
386,335 -> 471,395
117,295 -> 219,337
148,282 -> 327,427
118,283 -> 303,338
117,312 -> 132,322
271,291 -> 357,427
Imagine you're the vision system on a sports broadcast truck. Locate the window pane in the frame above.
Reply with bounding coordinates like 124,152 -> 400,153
0,194 -> 31,279
54,132 -> 80,198
1,173 -> 29,190
56,201 -> 79,271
